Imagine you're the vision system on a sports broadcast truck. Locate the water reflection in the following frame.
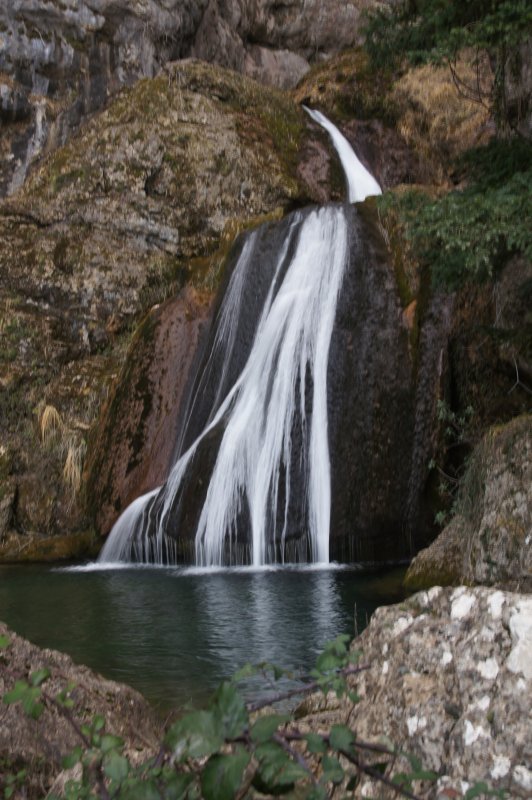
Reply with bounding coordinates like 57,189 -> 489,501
0,564 -> 406,709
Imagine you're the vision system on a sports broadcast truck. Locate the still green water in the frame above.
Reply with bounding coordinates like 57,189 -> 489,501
0,563 -> 406,710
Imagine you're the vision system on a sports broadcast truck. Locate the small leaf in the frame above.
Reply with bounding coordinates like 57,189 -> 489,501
201,751 -> 251,800
404,752 -> 422,771
307,786 -> 328,800
100,734 -> 124,753
3,680 -> 29,705
166,710 -> 224,760
30,668 -> 50,687
28,700 -> 45,720
62,747 -> 83,769
232,663 -> 258,681
213,682 -> 248,739
250,714 -> 289,744
315,651 -> 342,673
0,633 -> 11,649
255,741 -> 307,788
93,714 -> 105,732
329,724 -> 355,752
321,755 -> 344,785
304,733 -> 327,754
103,751 -> 129,782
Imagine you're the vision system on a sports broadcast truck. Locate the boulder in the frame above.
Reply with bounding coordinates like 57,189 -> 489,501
0,620 -> 161,798
406,415 -> 532,593
301,586 -> 532,798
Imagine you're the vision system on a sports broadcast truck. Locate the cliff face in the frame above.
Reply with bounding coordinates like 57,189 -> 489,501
0,0 -> 371,195
0,2 -> 529,567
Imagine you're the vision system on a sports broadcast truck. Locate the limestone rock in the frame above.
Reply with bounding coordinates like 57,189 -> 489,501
191,0 -> 373,89
406,415 -> 532,592
0,0 -> 209,194
302,587 -> 532,798
0,620 -> 161,797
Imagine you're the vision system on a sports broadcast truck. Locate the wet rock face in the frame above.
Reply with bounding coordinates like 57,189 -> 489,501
0,620 -> 161,798
302,587 -> 532,799
111,202 -> 449,561
87,288 -> 214,536
328,205 -> 414,560
406,414 -> 532,593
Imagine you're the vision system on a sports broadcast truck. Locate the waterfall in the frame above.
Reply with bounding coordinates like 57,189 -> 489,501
303,107 -> 381,202
99,110 -> 381,567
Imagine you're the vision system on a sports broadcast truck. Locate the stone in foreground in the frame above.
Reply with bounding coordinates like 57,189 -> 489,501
301,586 -> 532,798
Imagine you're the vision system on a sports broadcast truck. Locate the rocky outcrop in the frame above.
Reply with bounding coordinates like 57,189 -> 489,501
0,620 -> 161,798
405,415 -> 532,593
0,59 -> 320,555
301,586 -> 532,798
0,0 -> 375,194
191,0 -> 372,89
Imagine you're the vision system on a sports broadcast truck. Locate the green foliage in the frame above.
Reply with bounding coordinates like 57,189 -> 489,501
365,0 -> 532,66
1,634 -> 507,800
3,769 -> 27,800
3,680 -> 45,720
379,138 -> 532,289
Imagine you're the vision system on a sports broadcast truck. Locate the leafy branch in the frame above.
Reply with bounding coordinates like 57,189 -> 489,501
1,632 -> 504,799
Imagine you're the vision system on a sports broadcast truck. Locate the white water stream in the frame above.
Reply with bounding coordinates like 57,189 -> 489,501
100,110 -> 381,567
303,107 -> 381,202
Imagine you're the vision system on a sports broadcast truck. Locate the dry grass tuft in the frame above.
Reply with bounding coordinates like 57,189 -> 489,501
392,57 -> 492,179
39,404 -> 64,445
62,437 -> 86,496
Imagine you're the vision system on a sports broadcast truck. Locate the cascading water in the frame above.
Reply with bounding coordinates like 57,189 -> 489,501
303,108 -> 381,202
99,110 -> 381,567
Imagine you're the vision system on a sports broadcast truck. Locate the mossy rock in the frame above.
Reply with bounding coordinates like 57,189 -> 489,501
406,414 -> 532,593
0,530 -> 99,562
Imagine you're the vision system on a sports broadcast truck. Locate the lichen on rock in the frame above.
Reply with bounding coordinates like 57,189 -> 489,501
299,586 -> 532,798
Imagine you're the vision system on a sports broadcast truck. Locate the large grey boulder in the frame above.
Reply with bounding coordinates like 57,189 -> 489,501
302,586 -> 532,798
